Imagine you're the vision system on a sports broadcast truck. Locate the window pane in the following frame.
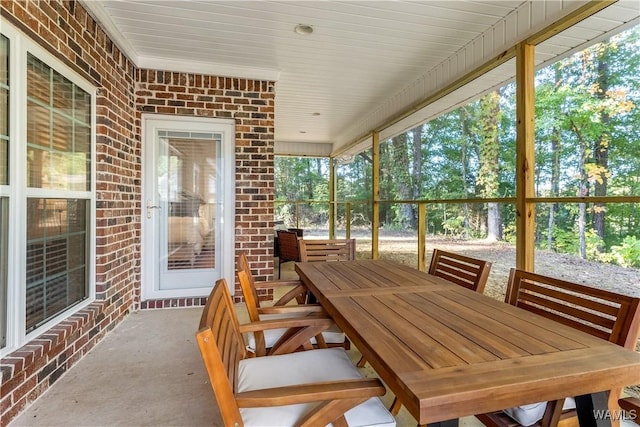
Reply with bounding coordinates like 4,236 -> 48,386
26,199 -> 89,332
26,54 -> 92,191
0,34 -> 8,85
0,198 -> 7,348
74,89 -> 91,125
52,112 -> 72,152
27,55 -> 50,104
52,71 -> 73,115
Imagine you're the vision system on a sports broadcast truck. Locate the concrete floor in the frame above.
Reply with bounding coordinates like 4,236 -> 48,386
9,307 -> 218,427
9,261 -> 484,427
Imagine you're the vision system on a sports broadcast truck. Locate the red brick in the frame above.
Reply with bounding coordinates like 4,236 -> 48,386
0,370 -> 25,397
12,375 -> 37,404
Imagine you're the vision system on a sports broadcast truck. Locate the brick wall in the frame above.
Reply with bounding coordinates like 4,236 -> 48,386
1,1 -> 139,423
0,1 -> 275,424
134,71 -> 275,306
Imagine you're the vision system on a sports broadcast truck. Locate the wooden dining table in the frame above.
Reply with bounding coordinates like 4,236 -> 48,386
295,259 -> 640,426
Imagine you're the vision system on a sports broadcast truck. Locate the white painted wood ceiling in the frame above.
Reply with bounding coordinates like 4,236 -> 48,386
82,1 -> 639,156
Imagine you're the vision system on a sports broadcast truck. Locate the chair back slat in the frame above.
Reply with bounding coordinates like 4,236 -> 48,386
428,249 -> 492,293
237,252 -> 262,315
196,280 -> 247,425
518,299 -> 613,342
506,268 -> 640,349
237,270 -> 267,355
299,239 -> 356,262
518,283 -> 617,332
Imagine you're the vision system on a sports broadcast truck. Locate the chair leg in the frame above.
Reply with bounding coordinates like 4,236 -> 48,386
390,397 -> 402,415
356,355 -> 367,368
278,259 -> 281,279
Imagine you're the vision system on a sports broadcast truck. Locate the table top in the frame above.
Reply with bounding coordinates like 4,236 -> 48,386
295,259 -> 640,424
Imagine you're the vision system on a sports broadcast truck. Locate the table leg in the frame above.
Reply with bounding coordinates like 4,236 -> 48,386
575,391 -> 611,427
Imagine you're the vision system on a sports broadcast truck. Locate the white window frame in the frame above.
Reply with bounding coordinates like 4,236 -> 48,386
0,21 -> 96,357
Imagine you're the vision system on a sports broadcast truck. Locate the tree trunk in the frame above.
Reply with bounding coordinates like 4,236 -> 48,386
476,91 -> 503,241
547,66 -> 562,250
487,203 -> 501,241
391,134 -> 413,229
592,54 -> 611,250
547,126 -> 561,250
579,202 -> 587,259
578,125 -> 589,259
411,125 -> 423,229
460,109 -> 471,232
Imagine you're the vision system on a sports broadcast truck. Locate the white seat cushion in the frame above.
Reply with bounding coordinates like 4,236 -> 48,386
246,312 -> 346,352
503,402 -> 547,426
238,347 -> 396,427
503,398 -> 576,426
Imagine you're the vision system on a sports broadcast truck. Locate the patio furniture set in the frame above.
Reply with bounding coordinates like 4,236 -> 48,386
195,237 -> 640,427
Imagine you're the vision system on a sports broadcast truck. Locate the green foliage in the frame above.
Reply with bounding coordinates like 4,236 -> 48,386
585,230 -> 606,261
442,216 -> 466,237
551,228 -> 579,254
502,223 -> 517,244
602,236 -> 640,267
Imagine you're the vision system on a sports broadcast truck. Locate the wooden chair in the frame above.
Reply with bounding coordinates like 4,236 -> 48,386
276,229 -> 301,278
236,252 -> 348,356
238,251 -> 308,309
475,268 -> 640,427
619,397 -> 640,424
299,238 -> 356,262
196,279 -> 397,427
388,248 -> 492,415
428,248 -> 492,293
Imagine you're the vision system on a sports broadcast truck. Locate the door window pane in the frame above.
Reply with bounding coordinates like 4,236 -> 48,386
26,53 -> 91,191
26,199 -> 88,332
160,135 -> 217,271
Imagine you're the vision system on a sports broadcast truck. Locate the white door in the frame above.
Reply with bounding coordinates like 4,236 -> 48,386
142,115 -> 235,300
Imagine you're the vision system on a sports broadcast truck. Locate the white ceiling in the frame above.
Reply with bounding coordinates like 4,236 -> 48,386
82,1 -> 639,156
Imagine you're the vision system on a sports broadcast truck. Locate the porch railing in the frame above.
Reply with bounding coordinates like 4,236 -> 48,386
274,198 -> 516,271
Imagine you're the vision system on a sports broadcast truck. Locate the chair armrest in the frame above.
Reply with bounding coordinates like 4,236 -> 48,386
238,315 -> 332,333
235,378 -> 385,407
253,280 -> 309,306
257,305 -> 325,315
239,316 -> 333,355
253,279 -> 304,289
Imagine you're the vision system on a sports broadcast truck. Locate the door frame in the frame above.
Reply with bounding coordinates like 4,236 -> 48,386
141,114 -> 235,300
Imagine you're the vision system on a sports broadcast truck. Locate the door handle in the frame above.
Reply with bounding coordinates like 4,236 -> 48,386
146,200 -> 161,219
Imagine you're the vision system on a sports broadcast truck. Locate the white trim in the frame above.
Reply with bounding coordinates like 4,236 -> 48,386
138,56 -> 280,82
141,114 -> 236,300
275,141 -> 332,157
1,25 -> 20,355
